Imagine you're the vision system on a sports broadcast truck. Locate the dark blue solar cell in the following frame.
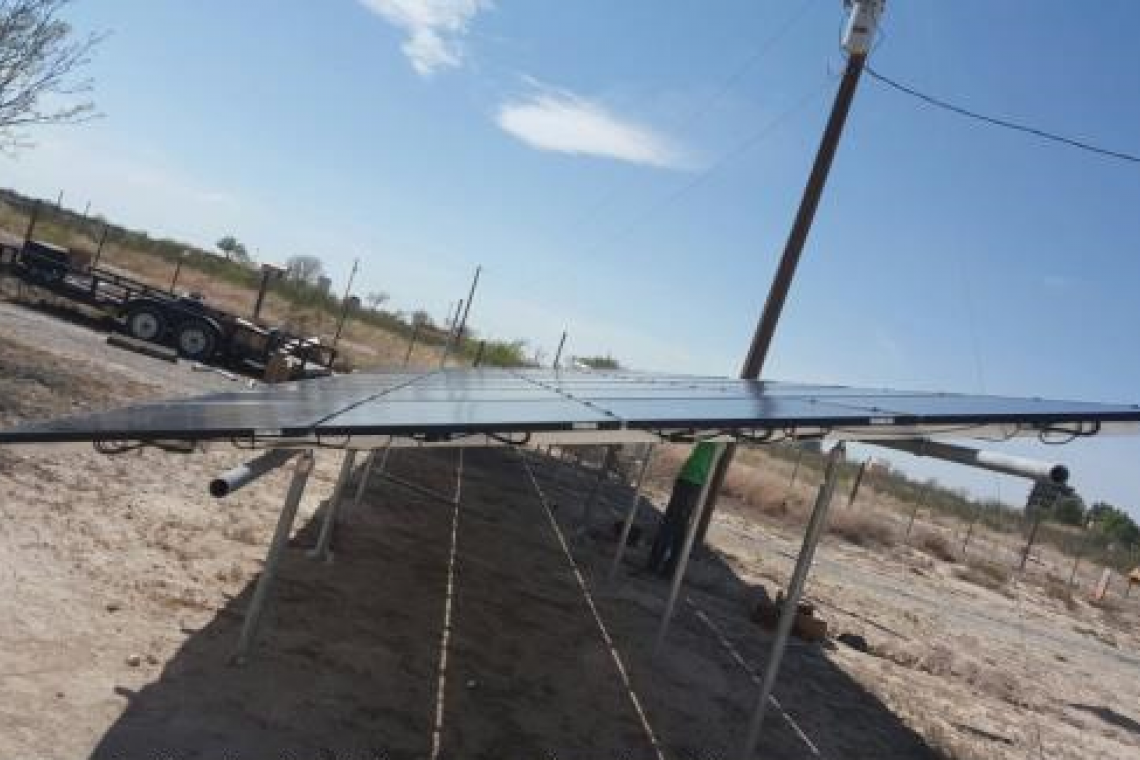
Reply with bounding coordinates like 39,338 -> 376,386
1,368 -> 1137,444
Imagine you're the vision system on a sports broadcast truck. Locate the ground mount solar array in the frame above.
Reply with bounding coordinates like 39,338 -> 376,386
1,369 -> 1138,448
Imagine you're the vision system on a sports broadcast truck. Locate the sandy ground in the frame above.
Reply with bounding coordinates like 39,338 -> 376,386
2,296 -> 1139,759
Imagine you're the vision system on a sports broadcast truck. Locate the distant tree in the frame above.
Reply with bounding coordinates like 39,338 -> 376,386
364,291 -> 389,311
1050,493 -> 1086,527
410,309 -> 434,328
1088,502 -> 1140,547
0,0 -> 104,150
285,254 -> 324,284
1087,502 -> 1114,524
216,235 -> 249,263
481,339 -> 528,367
576,355 -> 621,370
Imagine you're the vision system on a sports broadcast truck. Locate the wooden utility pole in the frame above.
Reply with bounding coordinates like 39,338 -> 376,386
332,258 -> 359,349
441,266 -> 482,365
696,1 -> 883,545
91,223 -> 110,269
553,330 -> 568,369
404,321 -> 422,365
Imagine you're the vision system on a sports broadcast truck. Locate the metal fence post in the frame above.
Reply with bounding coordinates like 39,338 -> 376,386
309,449 -> 357,562
609,445 -> 655,581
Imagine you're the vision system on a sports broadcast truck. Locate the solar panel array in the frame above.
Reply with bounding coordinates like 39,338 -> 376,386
1,369 -> 1138,446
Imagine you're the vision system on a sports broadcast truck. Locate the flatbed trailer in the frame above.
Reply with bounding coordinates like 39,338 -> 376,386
0,238 -> 336,378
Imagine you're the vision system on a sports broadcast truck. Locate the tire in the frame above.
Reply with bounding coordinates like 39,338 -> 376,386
126,305 -> 167,342
175,319 -> 219,360
28,265 -> 65,285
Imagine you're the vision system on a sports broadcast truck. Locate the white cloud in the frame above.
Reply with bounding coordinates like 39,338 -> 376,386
359,0 -> 491,76
496,85 -> 687,169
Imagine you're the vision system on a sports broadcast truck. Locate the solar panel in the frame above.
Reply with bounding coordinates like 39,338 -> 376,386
1,368 -> 1138,446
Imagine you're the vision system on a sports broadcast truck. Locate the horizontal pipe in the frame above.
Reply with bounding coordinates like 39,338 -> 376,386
872,439 -> 1068,484
210,449 -> 301,498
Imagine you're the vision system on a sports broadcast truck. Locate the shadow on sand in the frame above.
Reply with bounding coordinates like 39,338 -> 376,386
89,448 -> 941,760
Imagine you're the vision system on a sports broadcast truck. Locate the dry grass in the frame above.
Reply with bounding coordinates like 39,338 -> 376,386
828,509 -> 898,548
955,557 -> 1012,592
1087,594 -> 1128,629
915,529 -> 959,563
1044,575 -> 1078,610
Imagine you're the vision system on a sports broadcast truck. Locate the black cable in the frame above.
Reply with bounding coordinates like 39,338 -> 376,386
93,439 -> 195,455
865,65 -> 1140,166
1038,421 -> 1100,444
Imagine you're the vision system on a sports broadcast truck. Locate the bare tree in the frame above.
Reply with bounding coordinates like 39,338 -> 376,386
0,0 -> 104,150
285,254 -> 324,285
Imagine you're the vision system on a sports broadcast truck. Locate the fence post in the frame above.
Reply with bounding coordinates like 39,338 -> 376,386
960,511 -> 978,558
846,458 -> 869,509
905,482 -> 930,542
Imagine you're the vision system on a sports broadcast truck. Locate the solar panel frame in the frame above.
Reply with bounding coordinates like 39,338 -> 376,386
1,368 -> 1138,446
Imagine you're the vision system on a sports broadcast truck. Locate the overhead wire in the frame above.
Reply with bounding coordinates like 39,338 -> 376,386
865,65 -> 1140,166
559,0 -> 821,241
575,81 -> 832,260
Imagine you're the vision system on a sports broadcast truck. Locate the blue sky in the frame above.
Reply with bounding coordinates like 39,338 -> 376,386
3,0 -> 1139,516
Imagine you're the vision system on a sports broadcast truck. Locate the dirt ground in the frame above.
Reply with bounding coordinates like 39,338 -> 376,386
2,297 -> 1139,759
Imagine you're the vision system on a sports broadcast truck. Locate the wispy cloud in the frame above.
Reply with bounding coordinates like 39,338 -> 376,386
496,84 -> 687,169
358,0 -> 491,76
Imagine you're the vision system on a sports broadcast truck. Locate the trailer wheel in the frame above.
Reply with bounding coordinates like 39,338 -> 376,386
126,305 -> 167,342
175,319 -> 219,360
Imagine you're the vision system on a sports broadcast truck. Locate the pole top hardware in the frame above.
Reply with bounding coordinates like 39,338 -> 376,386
842,0 -> 885,56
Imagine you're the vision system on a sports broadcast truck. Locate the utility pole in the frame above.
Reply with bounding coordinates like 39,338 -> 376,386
170,251 -> 187,293
442,265 -> 482,365
455,265 -> 481,350
22,200 -> 41,243
252,262 -> 284,322
439,299 -> 463,368
404,321 -> 422,365
695,0 -> 884,547
91,223 -> 110,269
553,330 -> 568,369
332,258 -> 359,350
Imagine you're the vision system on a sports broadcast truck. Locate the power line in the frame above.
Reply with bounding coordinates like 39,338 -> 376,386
576,82 -> 831,259
865,65 -> 1140,166
558,0 -> 819,240
692,0 -> 819,128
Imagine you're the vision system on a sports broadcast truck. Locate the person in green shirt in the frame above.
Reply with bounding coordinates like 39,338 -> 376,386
646,441 -> 716,577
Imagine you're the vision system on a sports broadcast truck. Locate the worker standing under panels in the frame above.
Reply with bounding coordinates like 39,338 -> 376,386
647,441 -> 718,577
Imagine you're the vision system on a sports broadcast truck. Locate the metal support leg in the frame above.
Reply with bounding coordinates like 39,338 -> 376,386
234,450 -> 314,664
350,449 -> 380,512
609,445 -> 655,581
738,443 -> 845,760
309,449 -> 357,563
653,444 -> 724,655
581,446 -> 617,532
